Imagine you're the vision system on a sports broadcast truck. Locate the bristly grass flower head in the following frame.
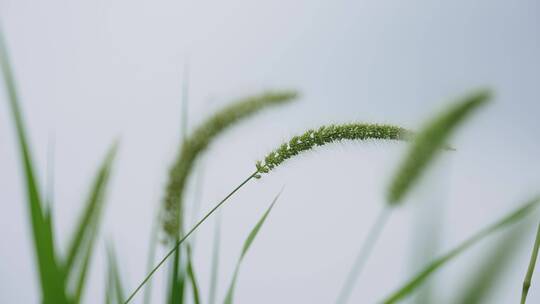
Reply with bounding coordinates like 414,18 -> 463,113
162,90 -> 298,239
255,123 -> 411,176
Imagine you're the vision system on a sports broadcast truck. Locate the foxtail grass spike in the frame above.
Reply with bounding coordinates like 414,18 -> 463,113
129,122 -> 408,303
256,123 -> 410,176
387,90 -> 491,204
162,91 -> 298,239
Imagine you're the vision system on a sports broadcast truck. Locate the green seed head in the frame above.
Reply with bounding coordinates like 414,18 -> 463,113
255,123 -> 411,176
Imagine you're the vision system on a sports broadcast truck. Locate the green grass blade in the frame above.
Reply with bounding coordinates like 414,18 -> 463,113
381,196 -> 540,304
186,245 -> 201,304
142,209 -> 161,304
208,214 -> 222,304
454,219 -> 530,304
167,247 -> 185,304
105,259 -> 114,304
107,244 -> 126,304
73,237 -> 94,304
223,191 -> 282,304
521,221 -> 540,304
387,90 -> 491,204
0,29 -> 67,303
64,144 -> 117,275
336,208 -> 391,304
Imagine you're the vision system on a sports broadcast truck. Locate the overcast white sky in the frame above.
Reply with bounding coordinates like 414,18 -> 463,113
1,0 -> 539,303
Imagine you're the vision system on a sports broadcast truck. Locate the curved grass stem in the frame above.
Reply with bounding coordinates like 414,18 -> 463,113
124,171 -> 258,304
337,207 -> 392,304
521,221 -> 540,304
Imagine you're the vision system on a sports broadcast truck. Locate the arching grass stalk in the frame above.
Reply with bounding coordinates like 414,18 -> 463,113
336,90 -> 491,304
521,221 -> 540,304
124,123 -> 408,303
162,91 -> 298,239
163,90 -> 297,303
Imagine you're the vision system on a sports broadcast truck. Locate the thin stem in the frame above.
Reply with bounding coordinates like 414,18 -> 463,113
124,171 -> 258,304
521,221 -> 540,304
336,207 -> 392,304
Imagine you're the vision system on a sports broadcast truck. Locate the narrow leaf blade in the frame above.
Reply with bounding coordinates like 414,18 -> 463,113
381,196 -> 540,304
223,191 -> 281,304
0,29 -> 67,303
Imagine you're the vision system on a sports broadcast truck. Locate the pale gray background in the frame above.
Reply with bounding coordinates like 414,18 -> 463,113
1,0 -> 539,303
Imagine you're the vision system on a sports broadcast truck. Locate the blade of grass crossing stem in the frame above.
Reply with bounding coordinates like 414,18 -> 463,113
223,191 -> 282,304
521,221 -> 540,304
168,248 -> 185,304
381,196 -> 540,304
65,144 -> 117,278
186,245 -> 201,304
0,29 -> 67,303
387,90 -> 491,205
169,63 -> 191,304
124,171 -> 258,304
208,214 -> 222,304
454,219 -> 530,304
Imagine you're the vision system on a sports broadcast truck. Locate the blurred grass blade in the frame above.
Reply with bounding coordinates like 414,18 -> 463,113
454,219 -> 530,304
66,144 -> 117,303
73,237 -> 94,304
521,221 -> 540,304
168,248 -> 185,304
142,209 -> 161,304
336,208 -> 390,304
108,244 -> 126,304
186,245 -> 201,304
224,191 -> 282,304
387,90 -> 491,204
64,144 -> 117,274
208,214 -> 222,304
0,29 -> 67,303
381,196 -> 540,304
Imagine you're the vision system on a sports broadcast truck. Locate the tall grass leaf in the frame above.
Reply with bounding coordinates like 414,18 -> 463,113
0,29 -> 67,303
168,247 -> 185,304
169,69 -> 192,304
223,191 -> 282,304
387,90 -> 491,204
454,219 -> 530,304
521,221 -> 540,303
381,196 -> 540,304
208,214 -> 222,304
142,209 -> 161,304
186,245 -> 201,304
108,244 -> 126,304
73,236 -> 94,304
64,143 -> 117,279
